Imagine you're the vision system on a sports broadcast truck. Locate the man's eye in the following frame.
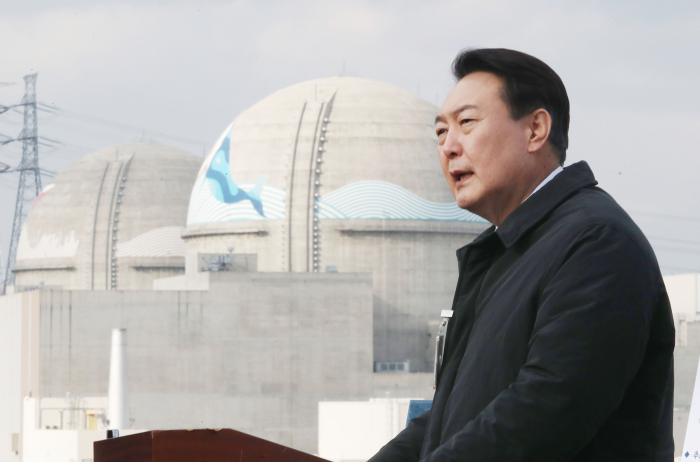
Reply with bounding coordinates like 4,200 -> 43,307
436,128 -> 447,137
460,119 -> 473,125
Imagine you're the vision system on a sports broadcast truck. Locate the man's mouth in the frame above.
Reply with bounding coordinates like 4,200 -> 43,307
451,170 -> 473,186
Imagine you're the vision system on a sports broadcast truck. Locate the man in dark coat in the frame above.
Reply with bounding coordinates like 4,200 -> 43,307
369,49 -> 675,461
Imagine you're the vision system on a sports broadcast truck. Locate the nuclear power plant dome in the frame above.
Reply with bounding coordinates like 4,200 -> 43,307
184,77 -> 488,371
14,143 -> 202,291
188,76 -> 486,228
185,76 -> 486,265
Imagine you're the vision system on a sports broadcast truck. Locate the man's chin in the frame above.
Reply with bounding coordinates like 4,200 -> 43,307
455,193 -> 476,211
455,195 -> 489,221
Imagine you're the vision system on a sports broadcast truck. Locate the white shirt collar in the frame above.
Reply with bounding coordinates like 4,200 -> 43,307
494,166 -> 563,229
525,165 -> 563,203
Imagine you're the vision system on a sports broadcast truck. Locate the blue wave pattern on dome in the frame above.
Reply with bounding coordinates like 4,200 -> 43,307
204,129 -> 267,217
187,177 -> 286,224
316,181 -> 488,222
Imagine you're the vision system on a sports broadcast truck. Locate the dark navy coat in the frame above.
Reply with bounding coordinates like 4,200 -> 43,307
369,161 -> 675,462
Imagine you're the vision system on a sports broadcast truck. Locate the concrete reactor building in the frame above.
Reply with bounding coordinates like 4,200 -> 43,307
184,76 -> 488,372
12,143 -> 201,291
0,76 -> 494,461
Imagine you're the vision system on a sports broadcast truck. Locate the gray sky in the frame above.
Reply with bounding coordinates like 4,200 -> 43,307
1,0 -> 699,277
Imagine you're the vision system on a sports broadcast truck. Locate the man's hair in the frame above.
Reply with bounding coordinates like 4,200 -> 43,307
452,48 -> 570,165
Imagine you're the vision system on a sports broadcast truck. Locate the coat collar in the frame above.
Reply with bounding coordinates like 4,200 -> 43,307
457,161 -> 598,260
496,160 -> 597,248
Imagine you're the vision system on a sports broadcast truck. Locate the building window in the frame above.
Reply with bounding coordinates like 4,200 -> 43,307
374,360 -> 410,373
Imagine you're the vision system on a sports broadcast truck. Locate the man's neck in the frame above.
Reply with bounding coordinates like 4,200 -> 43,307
524,165 -> 563,203
491,162 -> 561,227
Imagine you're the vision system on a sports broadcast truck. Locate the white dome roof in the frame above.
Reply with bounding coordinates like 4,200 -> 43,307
15,143 -> 202,290
186,76 -> 485,228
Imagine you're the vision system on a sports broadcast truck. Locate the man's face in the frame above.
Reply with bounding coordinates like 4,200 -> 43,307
436,72 -> 531,220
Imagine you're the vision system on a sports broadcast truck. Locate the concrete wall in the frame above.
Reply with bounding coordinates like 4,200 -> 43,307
321,221 -> 484,372
184,222 -> 486,372
371,372 -> 433,400
5,274 -> 697,458
37,272 -> 374,453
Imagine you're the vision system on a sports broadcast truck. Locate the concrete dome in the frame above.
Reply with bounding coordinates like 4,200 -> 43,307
15,143 -> 202,291
184,77 -> 489,371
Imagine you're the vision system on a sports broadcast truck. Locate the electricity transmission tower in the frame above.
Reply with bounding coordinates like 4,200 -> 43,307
3,74 -> 41,294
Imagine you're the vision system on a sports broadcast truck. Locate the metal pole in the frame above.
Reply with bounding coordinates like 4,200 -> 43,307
3,73 -> 41,293
107,328 -> 129,430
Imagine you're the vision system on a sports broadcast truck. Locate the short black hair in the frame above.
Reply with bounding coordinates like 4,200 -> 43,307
452,48 -> 570,165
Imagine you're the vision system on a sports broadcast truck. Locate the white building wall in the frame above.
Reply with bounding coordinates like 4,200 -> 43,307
0,291 -> 40,462
664,274 -> 700,457
664,273 -> 699,322
22,397 -> 143,462
0,293 -> 23,462
318,399 -> 414,462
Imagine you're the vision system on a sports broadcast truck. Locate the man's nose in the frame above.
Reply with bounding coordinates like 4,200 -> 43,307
442,128 -> 462,158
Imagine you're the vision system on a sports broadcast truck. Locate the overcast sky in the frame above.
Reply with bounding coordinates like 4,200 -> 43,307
1,0 -> 699,278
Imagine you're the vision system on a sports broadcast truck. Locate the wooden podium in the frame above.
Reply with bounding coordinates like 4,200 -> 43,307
94,428 -> 330,462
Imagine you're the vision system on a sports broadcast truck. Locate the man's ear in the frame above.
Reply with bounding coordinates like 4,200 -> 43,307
527,109 -> 552,154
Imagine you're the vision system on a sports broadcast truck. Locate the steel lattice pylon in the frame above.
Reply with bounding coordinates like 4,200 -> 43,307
3,74 -> 41,293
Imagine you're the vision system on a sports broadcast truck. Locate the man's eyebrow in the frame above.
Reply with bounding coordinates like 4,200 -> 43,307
451,104 -> 478,118
434,104 -> 479,124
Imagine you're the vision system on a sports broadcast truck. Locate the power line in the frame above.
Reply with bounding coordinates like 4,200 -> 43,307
5,100 -> 212,168
0,103 -> 25,116
39,135 -> 61,144
37,103 -> 209,148
38,118 -> 155,145
0,133 -> 16,146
